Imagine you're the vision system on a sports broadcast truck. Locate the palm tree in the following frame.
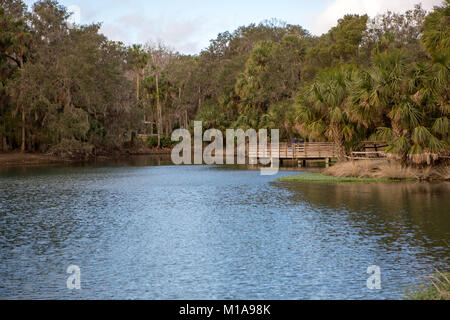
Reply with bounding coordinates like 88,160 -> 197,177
349,49 -> 448,165
406,54 -> 449,164
146,44 -> 173,147
421,0 -> 449,59
128,44 -> 150,102
348,50 -> 411,162
296,67 -> 355,160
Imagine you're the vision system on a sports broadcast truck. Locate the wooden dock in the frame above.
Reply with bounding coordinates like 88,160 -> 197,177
248,141 -> 392,166
248,142 -> 338,160
350,142 -> 388,160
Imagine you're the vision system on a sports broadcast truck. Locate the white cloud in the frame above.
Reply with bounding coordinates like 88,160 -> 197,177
312,0 -> 443,35
100,24 -> 128,43
100,13 -> 205,54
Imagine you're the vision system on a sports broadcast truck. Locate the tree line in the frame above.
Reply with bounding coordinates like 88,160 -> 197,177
0,0 -> 448,164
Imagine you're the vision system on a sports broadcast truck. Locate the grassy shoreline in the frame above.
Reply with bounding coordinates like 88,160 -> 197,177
279,160 -> 450,183
0,149 -> 173,167
278,173 -> 405,183
406,272 -> 450,300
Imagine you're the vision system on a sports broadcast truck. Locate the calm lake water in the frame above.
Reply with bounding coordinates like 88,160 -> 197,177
0,156 -> 449,300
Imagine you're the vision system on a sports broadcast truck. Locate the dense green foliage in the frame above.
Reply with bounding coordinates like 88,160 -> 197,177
0,0 -> 448,163
1,0 -> 141,156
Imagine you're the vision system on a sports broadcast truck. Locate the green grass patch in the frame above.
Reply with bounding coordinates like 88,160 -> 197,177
405,272 -> 450,300
278,173 -> 398,183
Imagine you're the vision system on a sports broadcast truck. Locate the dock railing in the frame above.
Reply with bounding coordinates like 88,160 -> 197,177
248,142 -> 337,160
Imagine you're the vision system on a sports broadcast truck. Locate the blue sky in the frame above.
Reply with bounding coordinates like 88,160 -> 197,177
23,0 -> 442,54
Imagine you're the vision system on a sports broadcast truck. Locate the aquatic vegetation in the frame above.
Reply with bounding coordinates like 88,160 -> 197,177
278,173 -> 397,183
406,271 -> 450,300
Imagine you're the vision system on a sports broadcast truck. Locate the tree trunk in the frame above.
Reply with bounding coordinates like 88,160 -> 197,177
392,120 -> 401,138
332,126 -> 346,161
198,87 -> 202,110
184,108 -> 188,129
136,71 -> 140,101
149,113 -> 154,135
391,119 -> 408,164
2,136 -> 7,152
20,105 -> 25,153
19,56 -> 25,153
146,93 -> 151,133
156,74 -> 162,147
167,116 -> 172,136
335,139 -> 346,161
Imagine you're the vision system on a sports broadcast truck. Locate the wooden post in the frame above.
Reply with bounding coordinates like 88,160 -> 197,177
3,136 -> 7,152
325,157 -> 330,168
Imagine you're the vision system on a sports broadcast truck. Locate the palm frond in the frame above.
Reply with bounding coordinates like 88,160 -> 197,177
432,117 -> 449,136
372,127 -> 394,142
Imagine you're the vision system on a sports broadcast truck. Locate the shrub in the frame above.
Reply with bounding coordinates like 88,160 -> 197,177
146,135 -> 174,148
325,160 -> 450,181
50,139 -> 94,158
406,272 -> 450,300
